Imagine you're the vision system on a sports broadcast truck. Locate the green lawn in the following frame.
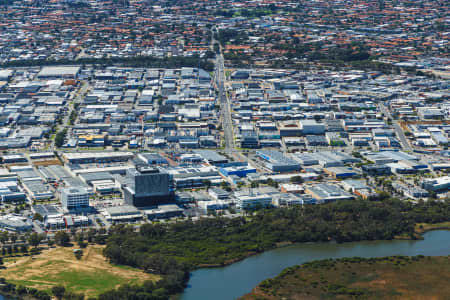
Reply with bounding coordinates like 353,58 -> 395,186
15,269 -> 131,296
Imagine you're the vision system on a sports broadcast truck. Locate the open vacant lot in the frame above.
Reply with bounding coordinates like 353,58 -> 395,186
1,245 -> 159,298
244,256 -> 450,300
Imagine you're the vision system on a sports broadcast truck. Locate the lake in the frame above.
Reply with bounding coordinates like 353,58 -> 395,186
181,230 -> 450,300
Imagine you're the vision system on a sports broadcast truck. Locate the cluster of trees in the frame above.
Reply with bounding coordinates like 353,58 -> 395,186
75,228 -> 107,247
51,285 -> 85,300
1,244 -> 29,256
203,50 -> 216,59
0,231 -> 46,257
273,41 -> 371,63
0,228 -> 110,298
104,199 -> 449,268
28,232 -> 45,248
98,275 -> 189,300
103,224 -> 190,299
2,55 -> 214,72
215,8 -> 276,18
54,128 -> 68,148
100,199 -> 449,299
0,229 -> 102,255
223,51 -> 252,67
219,181 -> 232,192
54,231 -> 71,246
0,231 -> 20,244
10,202 -> 29,214
350,59 -> 416,74
0,278 -> 51,300
33,212 -> 44,222
264,177 -> 279,188
0,228 -> 105,259
270,41 -> 417,75
290,176 -> 304,184
308,44 -> 371,62
65,1 -> 91,9
53,228 -> 107,248
215,29 -> 248,47
239,8 -> 275,18
213,42 -> 220,53
1,282 -> 85,300
68,109 -> 78,125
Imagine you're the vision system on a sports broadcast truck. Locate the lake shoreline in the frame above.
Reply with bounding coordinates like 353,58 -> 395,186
242,255 -> 450,300
415,222 -> 450,234
191,224 -> 447,269
180,229 -> 450,300
1,226 -> 449,300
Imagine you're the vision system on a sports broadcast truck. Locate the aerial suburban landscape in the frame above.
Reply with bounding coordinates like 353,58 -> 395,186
0,0 -> 448,299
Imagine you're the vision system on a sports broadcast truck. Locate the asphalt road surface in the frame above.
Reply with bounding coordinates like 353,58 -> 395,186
379,103 -> 412,151
213,33 -> 235,153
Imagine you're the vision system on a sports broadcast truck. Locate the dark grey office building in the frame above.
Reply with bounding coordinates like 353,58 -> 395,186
123,167 -> 174,207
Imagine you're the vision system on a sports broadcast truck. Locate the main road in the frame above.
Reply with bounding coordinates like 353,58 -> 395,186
213,29 -> 235,153
47,81 -> 89,151
379,103 -> 412,151
211,29 -> 263,174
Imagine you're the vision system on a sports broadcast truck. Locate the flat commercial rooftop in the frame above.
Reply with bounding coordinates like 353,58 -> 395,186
105,205 -> 141,216
0,69 -> 13,79
63,152 -> 134,161
194,150 -> 228,163
37,66 -> 81,78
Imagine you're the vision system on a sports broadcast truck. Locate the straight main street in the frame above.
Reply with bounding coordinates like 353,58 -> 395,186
213,30 -> 235,153
49,81 -> 90,151
379,103 -> 412,151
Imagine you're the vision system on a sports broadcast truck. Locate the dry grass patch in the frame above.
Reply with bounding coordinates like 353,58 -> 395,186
415,222 -> 450,234
1,245 -> 159,298
243,256 -> 450,300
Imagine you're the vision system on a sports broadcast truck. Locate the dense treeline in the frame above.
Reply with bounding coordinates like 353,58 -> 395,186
0,278 -> 51,300
215,8 -> 277,18
103,199 -> 449,270
1,55 -> 214,71
270,57 -> 417,75
0,199 -> 446,300
223,51 -> 252,68
308,46 -> 370,62
216,29 -> 248,47
98,273 -> 188,300
98,199 -> 449,299
54,128 -> 67,148
278,42 -> 371,62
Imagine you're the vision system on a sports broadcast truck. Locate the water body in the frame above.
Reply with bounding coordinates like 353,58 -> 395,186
181,230 -> 450,300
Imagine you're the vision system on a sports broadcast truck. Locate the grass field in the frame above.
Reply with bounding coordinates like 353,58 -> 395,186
1,245 -> 159,298
243,256 -> 450,300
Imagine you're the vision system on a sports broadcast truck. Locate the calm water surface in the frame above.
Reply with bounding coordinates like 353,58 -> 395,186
181,230 -> 450,300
